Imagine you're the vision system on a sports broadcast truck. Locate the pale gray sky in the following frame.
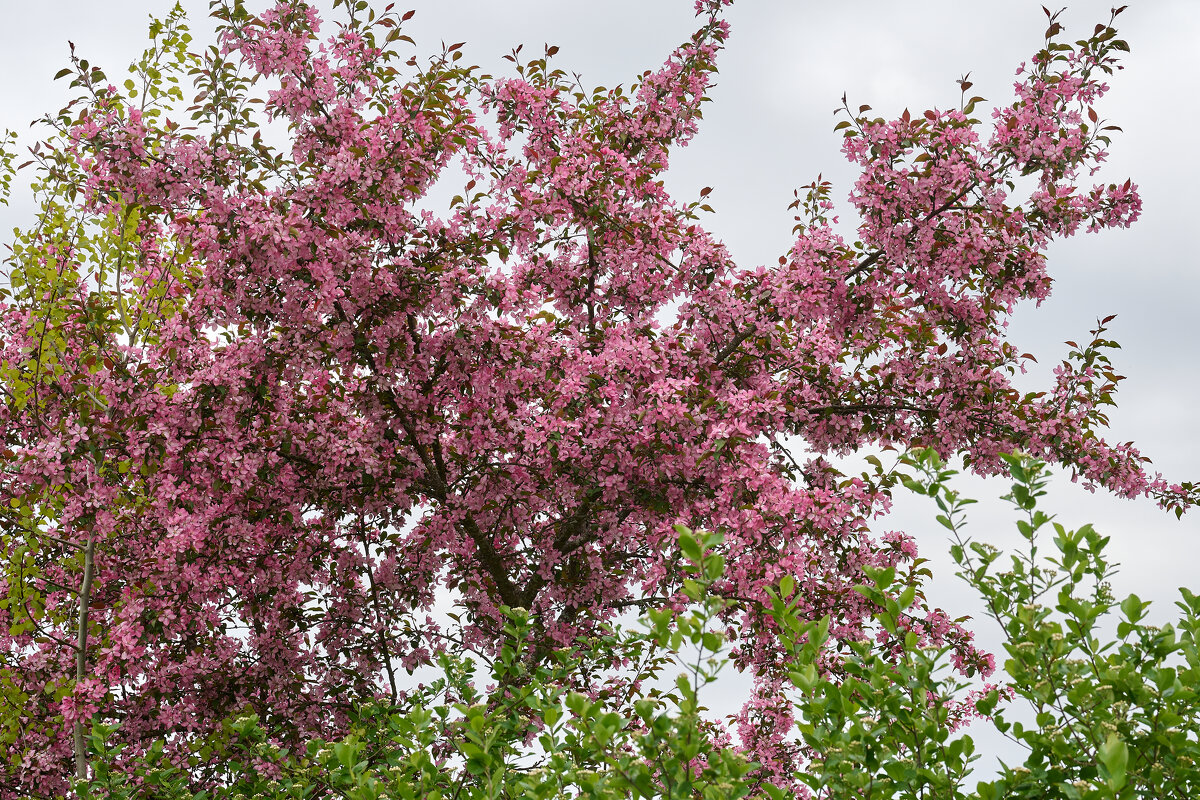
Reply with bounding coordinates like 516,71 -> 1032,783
3,0 -> 1198,779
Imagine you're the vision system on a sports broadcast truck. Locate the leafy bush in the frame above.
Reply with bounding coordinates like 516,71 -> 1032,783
73,452 -> 1200,798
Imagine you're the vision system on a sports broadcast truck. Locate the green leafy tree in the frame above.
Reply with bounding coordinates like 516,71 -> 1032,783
772,451 -> 1200,799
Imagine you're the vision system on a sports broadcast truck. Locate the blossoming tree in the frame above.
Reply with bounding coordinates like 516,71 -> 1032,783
0,0 -> 1190,794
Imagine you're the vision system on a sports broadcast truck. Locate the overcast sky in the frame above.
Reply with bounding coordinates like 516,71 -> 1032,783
3,0 -> 1198,778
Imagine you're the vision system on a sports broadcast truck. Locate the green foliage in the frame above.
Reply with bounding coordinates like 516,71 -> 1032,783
902,448 -> 1200,799
76,463 -> 1200,798
767,566 -> 983,798
0,129 -> 16,207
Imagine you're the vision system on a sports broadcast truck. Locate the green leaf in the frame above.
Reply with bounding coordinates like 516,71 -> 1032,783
678,529 -> 702,564
791,663 -> 818,691
975,689 -> 999,716
1120,593 -> 1145,622
1098,732 -> 1128,790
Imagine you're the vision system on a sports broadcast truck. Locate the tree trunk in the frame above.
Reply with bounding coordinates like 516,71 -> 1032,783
73,536 -> 96,783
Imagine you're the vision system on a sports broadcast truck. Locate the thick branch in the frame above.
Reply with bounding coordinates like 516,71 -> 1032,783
333,300 -> 534,611
73,535 -> 96,782
713,325 -> 757,365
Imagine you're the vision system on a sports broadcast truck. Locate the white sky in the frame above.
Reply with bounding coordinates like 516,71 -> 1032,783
3,0 -> 1198,781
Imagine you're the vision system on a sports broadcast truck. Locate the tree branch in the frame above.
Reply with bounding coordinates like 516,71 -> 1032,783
73,535 -> 96,782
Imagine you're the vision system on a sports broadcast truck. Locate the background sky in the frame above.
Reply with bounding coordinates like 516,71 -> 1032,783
3,0 -> 1198,779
